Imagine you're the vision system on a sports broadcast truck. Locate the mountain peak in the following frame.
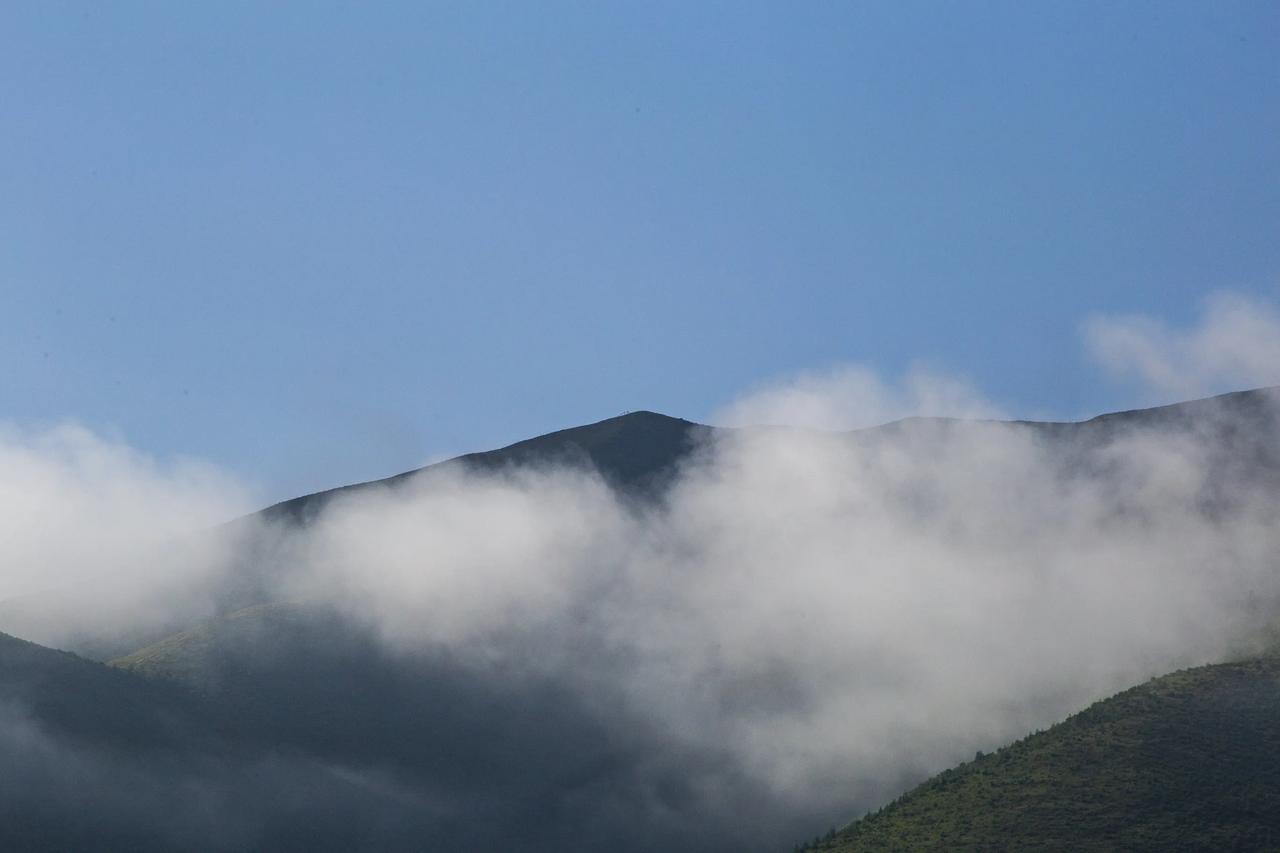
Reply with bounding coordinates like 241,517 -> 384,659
258,408 -> 706,524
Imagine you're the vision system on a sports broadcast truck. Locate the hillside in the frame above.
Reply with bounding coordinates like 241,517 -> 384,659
0,630 -> 418,851
8,623 -> 744,852
0,629 -> 219,752
107,602 -> 775,852
803,656 -> 1280,852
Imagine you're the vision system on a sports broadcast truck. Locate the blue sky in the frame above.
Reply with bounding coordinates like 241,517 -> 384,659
3,1 -> 1278,504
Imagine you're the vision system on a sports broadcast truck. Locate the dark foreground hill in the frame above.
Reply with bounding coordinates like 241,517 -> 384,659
0,631 -> 463,852
5,623 -> 780,852
107,602 -> 791,852
804,657 -> 1280,852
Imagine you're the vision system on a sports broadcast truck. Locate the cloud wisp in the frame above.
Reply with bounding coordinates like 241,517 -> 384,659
713,363 -> 999,431
1086,291 -> 1280,400
0,423 -> 249,602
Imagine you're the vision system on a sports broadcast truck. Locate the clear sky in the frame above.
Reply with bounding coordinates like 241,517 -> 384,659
3,1 -> 1278,505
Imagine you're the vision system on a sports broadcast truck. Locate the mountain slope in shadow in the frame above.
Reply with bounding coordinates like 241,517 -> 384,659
0,631 -> 475,852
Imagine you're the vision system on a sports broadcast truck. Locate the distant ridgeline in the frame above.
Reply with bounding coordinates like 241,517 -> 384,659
255,409 -> 712,526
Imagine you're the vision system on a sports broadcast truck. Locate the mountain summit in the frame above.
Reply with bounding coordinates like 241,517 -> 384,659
259,409 -> 708,525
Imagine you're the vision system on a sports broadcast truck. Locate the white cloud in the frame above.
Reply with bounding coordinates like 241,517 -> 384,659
713,363 -> 999,431
3,307 -> 1279,832
286,465 -> 627,649
1086,291 -> 1280,399
264,373 -> 1280,816
0,423 -> 250,601
0,423 -> 253,650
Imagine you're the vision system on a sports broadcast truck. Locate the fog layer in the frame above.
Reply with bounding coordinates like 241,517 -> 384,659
2,295 -> 1279,849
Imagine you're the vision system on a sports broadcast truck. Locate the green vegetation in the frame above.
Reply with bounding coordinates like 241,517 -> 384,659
801,657 -> 1280,852
109,602 -> 311,692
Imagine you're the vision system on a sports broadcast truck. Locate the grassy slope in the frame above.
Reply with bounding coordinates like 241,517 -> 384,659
0,629 -> 542,852
106,603 -> 771,852
110,602 -> 312,691
0,629 -> 224,751
803,657 -> 1280,852
108,602 -> 663,792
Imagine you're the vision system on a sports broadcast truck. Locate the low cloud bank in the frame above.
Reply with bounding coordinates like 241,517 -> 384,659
287,397 -> 1280,825
2,293 -> 1279,848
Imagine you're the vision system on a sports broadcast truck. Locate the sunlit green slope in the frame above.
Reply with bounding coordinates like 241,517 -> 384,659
803,657 -> 1280,852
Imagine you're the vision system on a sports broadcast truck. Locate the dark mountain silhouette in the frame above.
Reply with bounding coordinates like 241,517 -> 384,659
258,409 -> 710,525
0,630 -> 457,851
258,387 -> 1280,528
111,603 -> 787,852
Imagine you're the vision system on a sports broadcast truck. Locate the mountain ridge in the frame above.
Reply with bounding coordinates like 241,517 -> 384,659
253,386 -> 1280,527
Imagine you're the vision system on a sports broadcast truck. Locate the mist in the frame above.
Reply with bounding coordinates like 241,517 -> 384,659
2,294 -> 1279,849
277,394 -> 1280,823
